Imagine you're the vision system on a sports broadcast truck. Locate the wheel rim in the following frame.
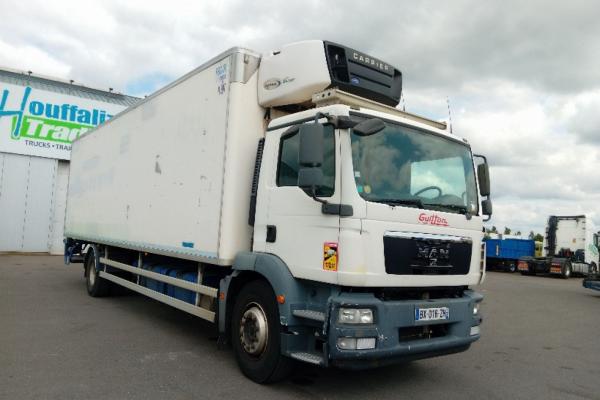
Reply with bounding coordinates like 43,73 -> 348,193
88,261 -> 96,287
565,264 -> 571,277
239,303 -> 268,357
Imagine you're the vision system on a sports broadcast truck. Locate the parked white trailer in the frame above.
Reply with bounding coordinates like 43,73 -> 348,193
64,40 -> 491,383
518,215 -> 599,278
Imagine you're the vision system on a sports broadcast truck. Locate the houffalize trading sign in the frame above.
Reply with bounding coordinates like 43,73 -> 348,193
0,83 -> 128,160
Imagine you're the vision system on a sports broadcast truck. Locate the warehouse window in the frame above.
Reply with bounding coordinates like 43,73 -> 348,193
277,125 -> 335,197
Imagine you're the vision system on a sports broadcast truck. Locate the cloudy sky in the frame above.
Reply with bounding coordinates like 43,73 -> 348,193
1,0 -> 598,235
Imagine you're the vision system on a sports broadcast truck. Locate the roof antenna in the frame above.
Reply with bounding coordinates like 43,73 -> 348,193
400,91 -> 406,112
446,97 -> 453,134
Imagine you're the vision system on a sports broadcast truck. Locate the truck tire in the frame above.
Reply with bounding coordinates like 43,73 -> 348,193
590,262 -> 598,275
85,249 -> 111,297
231,280 -> 294,383
561,261 -> 572,279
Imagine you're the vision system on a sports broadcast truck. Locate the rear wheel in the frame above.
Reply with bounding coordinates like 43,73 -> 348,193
561,261 -> 572,279
85,248 -> 111,297
231,280 -> 294,383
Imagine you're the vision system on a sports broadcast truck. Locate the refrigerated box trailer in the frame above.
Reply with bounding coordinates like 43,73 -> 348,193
485,238 -> 535,272
64,40 -> 492,383
518,215 -> 599,278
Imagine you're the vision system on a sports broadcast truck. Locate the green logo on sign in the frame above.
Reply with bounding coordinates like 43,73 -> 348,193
1,86 -> 113,145
12,115 -> 92,143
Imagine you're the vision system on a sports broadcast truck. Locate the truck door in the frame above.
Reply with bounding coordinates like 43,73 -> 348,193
258,123 -> 341,284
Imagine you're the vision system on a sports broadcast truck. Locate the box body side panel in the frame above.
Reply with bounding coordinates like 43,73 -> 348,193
65,56 -> 235,262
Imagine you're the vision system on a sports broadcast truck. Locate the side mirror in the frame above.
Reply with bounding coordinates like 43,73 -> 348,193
298,168 -> 323,189
477,163 -> 490,197
299,123 -> 324,167
298,123 -> 325,190
482,199 -> 492,216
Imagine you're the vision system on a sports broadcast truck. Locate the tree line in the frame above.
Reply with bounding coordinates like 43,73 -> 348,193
484,226 -> 544,242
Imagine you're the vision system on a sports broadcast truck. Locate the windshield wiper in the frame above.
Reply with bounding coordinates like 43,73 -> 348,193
432,204 -> 469,214
369,198 -> 425,209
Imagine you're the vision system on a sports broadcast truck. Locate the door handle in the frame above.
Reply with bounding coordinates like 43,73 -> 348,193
266,225 -> 277,243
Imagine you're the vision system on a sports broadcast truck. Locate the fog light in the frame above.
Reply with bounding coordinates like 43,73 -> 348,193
337,337 -> 377,350
337,337 -> 357,350
338,308 -> 374,324
470,326 -> 480,336
356,337 -> 376,350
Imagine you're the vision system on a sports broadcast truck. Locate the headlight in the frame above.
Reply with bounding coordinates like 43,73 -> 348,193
338,308 -> 374,324
473,302 -> 481,316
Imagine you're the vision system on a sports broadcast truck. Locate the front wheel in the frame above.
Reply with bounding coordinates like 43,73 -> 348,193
231,280 -> 294,383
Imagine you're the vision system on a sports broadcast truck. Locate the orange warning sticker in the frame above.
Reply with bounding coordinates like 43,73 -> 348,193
323,242 -> 338,271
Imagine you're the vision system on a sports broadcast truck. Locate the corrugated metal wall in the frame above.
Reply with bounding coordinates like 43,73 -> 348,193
0,152 -> 58,252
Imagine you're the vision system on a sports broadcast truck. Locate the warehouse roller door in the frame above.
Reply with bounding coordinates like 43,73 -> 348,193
0,152 -> 57,252
50,160 -> 69,254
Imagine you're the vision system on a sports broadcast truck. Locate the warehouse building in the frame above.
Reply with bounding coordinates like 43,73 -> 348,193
0,68 -> 138,254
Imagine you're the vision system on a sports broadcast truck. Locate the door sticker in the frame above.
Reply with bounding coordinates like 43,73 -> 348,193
323,242 -> 338,271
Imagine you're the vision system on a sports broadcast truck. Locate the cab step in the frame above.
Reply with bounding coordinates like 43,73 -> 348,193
292,309 -> 325,322
289,351 -> 325,365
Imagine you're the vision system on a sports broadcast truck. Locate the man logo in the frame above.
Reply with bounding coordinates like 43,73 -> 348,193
416,242 -> 451,267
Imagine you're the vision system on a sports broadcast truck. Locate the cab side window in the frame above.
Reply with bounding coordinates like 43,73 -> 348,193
277,125 -> 335,197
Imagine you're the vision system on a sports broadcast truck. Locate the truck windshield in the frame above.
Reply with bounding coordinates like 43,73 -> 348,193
351,121 -> 479,214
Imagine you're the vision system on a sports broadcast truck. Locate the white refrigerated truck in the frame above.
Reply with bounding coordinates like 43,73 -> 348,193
518,215 -> 599,278
64,40 -> 492,383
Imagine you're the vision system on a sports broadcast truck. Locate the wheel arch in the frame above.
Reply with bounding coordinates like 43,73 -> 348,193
219,252 -> 307,335
84,243 -> 101,271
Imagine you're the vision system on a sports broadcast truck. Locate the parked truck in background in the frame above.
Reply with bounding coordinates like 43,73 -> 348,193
583,274 -> 600,292
63,40 -> 492,383
485,237 -> 535,272
518,215 -> 599,279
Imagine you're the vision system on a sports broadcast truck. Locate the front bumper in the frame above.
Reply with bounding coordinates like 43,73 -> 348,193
326,290 -> 483,369
583,276 -> 600,291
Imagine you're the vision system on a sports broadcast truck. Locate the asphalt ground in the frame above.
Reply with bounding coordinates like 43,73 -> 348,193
1,254 -> 599,400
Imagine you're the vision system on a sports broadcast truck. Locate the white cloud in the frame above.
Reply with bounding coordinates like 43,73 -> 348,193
0,0 -> 598,235
0,41 -> 71,78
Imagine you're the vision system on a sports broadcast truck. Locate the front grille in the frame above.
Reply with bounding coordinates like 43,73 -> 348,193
399,324 -> 449,342
384,234 -> 472,275
371,287 -> 466,301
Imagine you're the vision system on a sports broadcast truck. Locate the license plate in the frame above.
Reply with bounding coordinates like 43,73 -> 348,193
415,307 -> 449,321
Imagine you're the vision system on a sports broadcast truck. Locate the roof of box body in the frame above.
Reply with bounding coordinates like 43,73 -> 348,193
0,67 -> 139,107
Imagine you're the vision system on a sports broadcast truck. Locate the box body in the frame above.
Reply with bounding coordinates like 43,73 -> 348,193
65,48 -> 263,265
